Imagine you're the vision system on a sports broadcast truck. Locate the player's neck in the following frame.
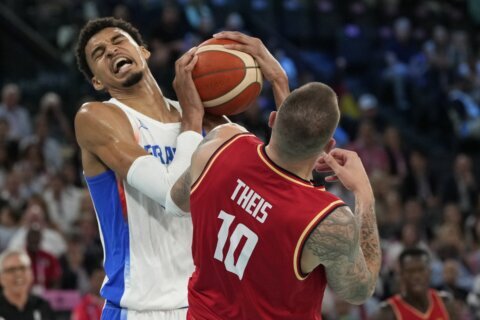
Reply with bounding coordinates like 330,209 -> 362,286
403,293 -> 430,312
109,71 -> 168,115
265,145 -> 315,181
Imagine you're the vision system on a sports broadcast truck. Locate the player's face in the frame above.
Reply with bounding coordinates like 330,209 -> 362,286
400,256 -> 430,297
85,27 -> 150,90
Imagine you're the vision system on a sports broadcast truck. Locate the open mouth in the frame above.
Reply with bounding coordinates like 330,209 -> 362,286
113,57 -> 133,74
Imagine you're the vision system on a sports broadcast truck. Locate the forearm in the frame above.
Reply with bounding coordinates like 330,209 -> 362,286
165,168 -> 191,216
354,189 -> 381,295
271,76 -> 290,109
181,108 -> 204,133
127,131 -> 202,205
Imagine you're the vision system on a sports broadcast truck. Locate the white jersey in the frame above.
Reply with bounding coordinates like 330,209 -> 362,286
84,97 -> 194,311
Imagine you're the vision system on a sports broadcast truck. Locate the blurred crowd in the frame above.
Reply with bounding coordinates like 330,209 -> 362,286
1,0 -> 480,319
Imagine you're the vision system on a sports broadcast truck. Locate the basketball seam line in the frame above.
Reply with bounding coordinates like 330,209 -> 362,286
193,66 -> 261,80
206,82 -> 260,112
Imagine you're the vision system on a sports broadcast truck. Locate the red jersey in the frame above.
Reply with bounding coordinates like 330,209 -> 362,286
188,134 -> 345,320
71,294 -> 104,320
28,249 -> 62,289
388,289 -> 450,320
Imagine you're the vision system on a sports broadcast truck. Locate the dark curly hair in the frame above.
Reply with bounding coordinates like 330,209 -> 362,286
75,17 -> 146,81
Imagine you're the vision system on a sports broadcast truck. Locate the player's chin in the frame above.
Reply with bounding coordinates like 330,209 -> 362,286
121,71 -> 144,87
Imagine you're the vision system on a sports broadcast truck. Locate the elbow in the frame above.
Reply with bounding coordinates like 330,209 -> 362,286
344,281 -> 376,305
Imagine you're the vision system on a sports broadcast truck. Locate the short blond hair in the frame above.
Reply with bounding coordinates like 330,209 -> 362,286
273,82 -> 340,160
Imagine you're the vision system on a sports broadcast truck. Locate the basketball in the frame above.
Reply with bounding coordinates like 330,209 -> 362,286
192,38 -> 263,115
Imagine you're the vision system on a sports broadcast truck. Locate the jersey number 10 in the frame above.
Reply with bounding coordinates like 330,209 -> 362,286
214,210 -> 258,280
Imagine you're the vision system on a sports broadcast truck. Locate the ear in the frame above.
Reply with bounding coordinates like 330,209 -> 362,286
323,138 -> 336,153
268,111 -> 277,128
141,46 -> 151,60
91,77 -> 105,91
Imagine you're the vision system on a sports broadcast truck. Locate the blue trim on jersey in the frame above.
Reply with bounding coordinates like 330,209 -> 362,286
85,170 -> 130,307
101,301 -> 127,320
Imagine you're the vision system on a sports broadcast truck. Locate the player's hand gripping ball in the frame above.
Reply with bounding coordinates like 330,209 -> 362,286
192,38 -> 263,116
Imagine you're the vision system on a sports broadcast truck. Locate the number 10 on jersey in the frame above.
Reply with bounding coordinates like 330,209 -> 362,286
214,210 -> 259,280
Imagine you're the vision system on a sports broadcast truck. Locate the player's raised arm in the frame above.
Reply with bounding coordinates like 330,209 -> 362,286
213,31 -> 289,108
302,148 -> 381,305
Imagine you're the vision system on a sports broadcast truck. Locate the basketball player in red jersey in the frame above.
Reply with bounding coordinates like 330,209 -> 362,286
166,82 -> 381,319
373,248 -> 457,320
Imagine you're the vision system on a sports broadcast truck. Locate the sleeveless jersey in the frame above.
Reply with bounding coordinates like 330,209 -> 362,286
84,98 -> 194,311
388,289 -> 450,320
188,134 -> 345,320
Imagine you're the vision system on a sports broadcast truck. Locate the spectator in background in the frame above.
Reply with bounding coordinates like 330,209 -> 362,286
73,200 -> 103,274
383,223 -> 430,274
38,92 -> 74,144
222,12 -> 247,33
442,154 -> 478,215
382,17 -> 418,111
347,120 -> 389,175
25,227 -> 62,291
150,4 -> 189,56
0,249 -> 55,320
0,143 -> 13,188
434,204 -> 464,248
401,149 -> 439,208
1,171 -> 29,211
0,83 -> 31,141
358,94 -> 386,132
21,115 -> 63,171
423,25 -> 451,91
383,126 -> 408,182
184,0 -> 214,37
0,116 -> 19,164
0,203 -> 20,252
148,4 -> 190,97
448,74 -> 480,141
8,203 -> 67,257
42,172 -> 83,233
71,265 -> 105,320
14,141 -> 50,197
379,190 -> 404,240
439,259 -> 470,308
60,233 -> 89,294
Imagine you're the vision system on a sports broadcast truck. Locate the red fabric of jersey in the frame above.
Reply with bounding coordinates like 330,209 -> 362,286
188,134 -> 345,320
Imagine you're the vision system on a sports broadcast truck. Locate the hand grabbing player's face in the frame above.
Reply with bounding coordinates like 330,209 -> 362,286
85,27 -> 150,91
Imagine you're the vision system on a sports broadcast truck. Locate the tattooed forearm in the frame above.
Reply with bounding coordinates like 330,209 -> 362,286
355,196 -> 381,289
305,203 -> 380,305
171,168 -> 192,212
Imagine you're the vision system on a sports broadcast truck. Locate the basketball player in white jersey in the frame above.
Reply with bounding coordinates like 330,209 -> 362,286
74,18 -> 289,320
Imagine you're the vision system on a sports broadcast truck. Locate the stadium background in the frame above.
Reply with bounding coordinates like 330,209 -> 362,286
1,0 -> 480,318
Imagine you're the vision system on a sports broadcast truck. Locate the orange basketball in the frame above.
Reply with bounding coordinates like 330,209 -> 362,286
192,38 -> 263,115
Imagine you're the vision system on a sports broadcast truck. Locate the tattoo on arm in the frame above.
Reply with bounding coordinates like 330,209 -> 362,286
355,196 -> 381,287
171,168 -> 192,212
305,205 -> 378,305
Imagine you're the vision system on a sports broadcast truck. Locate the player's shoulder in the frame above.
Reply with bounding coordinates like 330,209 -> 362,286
211,122 -> 248,138
74,101 -> 132,146
75,101 -> 127,128
76,101 -> 122,118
